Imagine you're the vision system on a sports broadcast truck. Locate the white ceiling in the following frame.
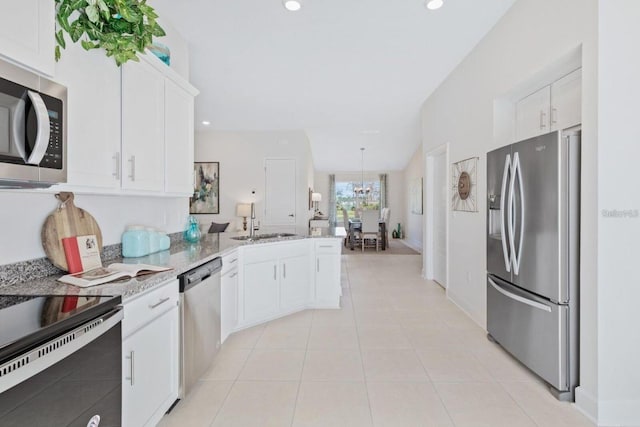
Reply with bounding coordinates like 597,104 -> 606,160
153,0 -> 516,171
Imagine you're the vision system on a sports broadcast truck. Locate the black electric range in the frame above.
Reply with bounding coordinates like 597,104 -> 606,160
0,293 -> 123,426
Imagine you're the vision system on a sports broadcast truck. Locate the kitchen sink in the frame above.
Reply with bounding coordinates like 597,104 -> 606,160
230,233 -> 297,241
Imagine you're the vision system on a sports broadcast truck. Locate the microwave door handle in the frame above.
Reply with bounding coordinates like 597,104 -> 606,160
500,153 -> 511,272
11,97 -> 27,160
25,90 -> 51,165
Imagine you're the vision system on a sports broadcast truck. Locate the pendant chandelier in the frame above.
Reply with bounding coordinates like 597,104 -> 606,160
354,147 -> 371,197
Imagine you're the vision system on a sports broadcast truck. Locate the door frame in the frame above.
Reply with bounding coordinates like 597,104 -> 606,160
424,143 -> 449,288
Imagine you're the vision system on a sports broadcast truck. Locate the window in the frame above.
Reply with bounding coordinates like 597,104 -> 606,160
336,179 -> 381,220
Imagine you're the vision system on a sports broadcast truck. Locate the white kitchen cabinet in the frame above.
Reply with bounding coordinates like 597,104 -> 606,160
243,259 -> 279,324
0,0 -> 55,76
516,86 -> 551,141
314,239 -> 342,308
121,59 -> 166,192
280,253 -> 311,312
550,68 -> 582,131
221,258 -> 239,344
122,280 -> 179,427
515,68 -> 582,141
164,78 -> 195,195
55,42 -> 121,189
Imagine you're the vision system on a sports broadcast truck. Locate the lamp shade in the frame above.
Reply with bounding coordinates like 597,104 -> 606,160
236,203 -> 251,217
311,192 -> 322,202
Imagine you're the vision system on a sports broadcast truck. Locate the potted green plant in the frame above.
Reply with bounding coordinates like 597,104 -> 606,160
55,0 -> 166,66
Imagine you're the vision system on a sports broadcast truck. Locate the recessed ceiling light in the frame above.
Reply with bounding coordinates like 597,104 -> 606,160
425,0 -> 444,10
202,120 -> 210,125
283,0 -> 301,11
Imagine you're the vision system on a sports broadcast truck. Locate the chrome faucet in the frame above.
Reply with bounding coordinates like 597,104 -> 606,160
249,202 -> 256,238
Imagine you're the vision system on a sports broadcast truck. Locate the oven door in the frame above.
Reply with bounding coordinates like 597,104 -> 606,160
0,308 -> 123,427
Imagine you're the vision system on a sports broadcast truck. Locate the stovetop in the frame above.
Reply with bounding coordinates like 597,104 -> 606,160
0,294 -> 121,363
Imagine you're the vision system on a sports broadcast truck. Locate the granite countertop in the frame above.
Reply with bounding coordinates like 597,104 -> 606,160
0,227 -> 344,302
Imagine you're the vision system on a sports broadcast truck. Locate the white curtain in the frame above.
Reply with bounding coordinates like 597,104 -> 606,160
379,173 -> 388,211
328,174 -> 337,226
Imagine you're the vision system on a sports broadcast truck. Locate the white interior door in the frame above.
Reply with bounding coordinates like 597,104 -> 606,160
432,150 -> 447,287
265,158 -> 296,225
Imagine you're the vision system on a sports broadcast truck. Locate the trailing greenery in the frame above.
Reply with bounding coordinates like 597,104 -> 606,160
55,0 -> 166,66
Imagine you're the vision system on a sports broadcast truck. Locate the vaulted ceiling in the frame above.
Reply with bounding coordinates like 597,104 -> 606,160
153,0 -> 516,171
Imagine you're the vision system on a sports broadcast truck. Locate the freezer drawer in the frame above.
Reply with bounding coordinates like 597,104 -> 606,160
487,275 -> 569,392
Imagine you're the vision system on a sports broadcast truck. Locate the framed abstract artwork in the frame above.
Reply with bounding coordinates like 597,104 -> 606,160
190,162 -> 220,214
451,157 -> 478,212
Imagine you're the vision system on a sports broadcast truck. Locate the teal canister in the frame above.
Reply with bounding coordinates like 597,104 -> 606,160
122,225 -> 150,257
147,227 -> 160,254
184,216 -> 202,243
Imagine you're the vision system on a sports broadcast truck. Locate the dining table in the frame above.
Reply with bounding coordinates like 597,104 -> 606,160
348,218 -> 387,251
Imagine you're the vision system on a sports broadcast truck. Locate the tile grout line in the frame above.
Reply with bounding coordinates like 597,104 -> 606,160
289,309 -> 314,426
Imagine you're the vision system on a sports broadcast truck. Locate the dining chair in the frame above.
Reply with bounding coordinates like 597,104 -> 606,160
381,208 -> 390,245
342,208 -> 351,246
360,210 -> 380,252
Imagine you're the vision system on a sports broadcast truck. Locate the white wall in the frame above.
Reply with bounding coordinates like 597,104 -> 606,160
403,147 -> 424,252
420,0 -> 599,420
596,2 -> 640,424
314,170 -> 404,236
194,130 -> 314,232
0,190 -> 187,265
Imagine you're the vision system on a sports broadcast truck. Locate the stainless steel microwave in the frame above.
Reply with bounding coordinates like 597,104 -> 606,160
0,58 -> 66,188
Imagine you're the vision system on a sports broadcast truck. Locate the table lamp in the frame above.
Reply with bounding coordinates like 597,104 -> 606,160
236,203 -> 251,231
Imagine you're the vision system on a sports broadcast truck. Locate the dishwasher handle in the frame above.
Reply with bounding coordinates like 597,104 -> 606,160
179,257 -> 223,292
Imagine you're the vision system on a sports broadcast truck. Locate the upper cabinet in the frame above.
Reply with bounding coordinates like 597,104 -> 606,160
164,79 -> 195,195
122,59 -> 166,192
515,68 -> 582,141
0,0 -> 55,76
55,43 -> 122,190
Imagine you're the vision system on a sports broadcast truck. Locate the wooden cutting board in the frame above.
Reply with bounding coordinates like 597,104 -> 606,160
41,192 -> 103,272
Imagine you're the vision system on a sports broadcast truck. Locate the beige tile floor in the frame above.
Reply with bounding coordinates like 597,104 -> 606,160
159,253 -> 594,427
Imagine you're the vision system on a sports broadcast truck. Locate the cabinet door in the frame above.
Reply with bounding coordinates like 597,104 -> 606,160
280,254 -> 310,312
122,306 -> 179,427
551,68 -> 581,131
221,268 -> 239,343
243,260 -> 279,323
515,86 -> 551,141
121,59 -> 165,192
56,42 -> 121,189
0,0 -> 54,76
265,158 -> 296,225
315,254 -> 341,308
164,79 -> 194,194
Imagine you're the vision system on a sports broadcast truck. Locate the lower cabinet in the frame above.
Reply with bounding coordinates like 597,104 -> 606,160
314,239 -> 342,307
221,266 -> 239,344
122,280 -> 179,427
237,239 -> 338,329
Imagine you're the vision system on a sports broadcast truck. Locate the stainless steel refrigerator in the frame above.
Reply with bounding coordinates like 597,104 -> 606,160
486,129 -> 580,400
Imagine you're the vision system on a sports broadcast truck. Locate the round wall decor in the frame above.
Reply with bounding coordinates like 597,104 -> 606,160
451,157 -> 478,212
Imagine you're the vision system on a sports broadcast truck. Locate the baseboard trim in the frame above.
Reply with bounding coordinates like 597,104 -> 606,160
574,386 -> 598,425
446,289 -> 485,330
398,238 -> 423,254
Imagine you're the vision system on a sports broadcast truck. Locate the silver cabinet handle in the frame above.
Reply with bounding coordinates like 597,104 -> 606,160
25,90 -> 51,165
230,272 -> 238,278
283,263 -> 286,279
551,107 -> 558,125
125,350 -> 135,385
288,214 -> 294,217
319,245 -> 332,248
128,155 -> 136,181
488,278 -> 551,312
316,259 -> 320,273
149,297 -> 170,309
539,110 -> 546,129
112,152 -> 121,179
229,258 -> 238,264
273,265 -> 277,281
500,154 -> 511,273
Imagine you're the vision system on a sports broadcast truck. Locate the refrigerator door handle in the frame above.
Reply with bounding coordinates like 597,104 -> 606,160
508,152 -> 525,275
500,154 -> 512,272
488,277 -> 552,313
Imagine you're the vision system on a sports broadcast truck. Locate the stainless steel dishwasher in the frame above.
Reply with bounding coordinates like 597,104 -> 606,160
177,257 -> 223,399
